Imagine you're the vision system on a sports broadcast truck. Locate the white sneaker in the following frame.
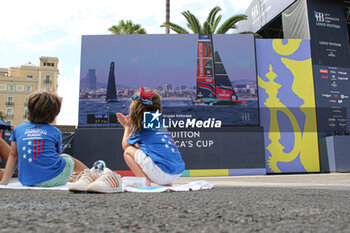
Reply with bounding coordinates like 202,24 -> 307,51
69,163 -> 105,192
87,168 -> 123,193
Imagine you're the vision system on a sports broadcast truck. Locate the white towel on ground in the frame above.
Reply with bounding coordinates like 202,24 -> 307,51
0,183 -> 69,190
0,180 -> 214,193
124,180 -> 214,193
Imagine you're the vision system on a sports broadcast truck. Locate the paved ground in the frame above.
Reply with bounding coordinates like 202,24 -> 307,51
0,173 -> 349,232
178,173 -> 350,190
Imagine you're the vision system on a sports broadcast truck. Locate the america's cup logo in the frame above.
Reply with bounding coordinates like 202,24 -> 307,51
314,11 -> 324,22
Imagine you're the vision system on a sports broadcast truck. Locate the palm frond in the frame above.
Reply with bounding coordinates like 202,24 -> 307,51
182,10 -> 202,33
212,15 -> 222,32
205,6 -> 221,27
126,20 -> 135,34
119,20 -> 127,33
216,14 -> 247,34
109,20 -> 147,34
191,14 -> 203,33
130,24 -> 139,33
109,25 -> 125,35
136,28 -> 147,34
161,6 -> 248,35
161,22 -> 190,34
182,11 -> 195,31
203,21 -> 214,34
119,20 -> 126,27
108,25 -> 119,34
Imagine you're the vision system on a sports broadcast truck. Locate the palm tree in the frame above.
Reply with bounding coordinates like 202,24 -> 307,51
165,0 -> 170,34
0,111 -> 4,121
109,20 -> 147,34
161,6 -> 247,34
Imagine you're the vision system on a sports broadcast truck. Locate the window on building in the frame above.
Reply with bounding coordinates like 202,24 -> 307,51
6,108 -> 13,119
27,75 -> 33,79
16,85 -> 24,91
24,97 -> 28,106
8,85 -> 14,91
6,97 -> 13,106
26,86 -> 32,93
45,75 -> 51,83
0,84 -> 6,90
51,63 -> 54,67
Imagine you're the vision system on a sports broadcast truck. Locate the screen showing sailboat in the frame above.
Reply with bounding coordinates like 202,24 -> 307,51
195,34 -> 247,106
79,34 -> 258,127
105,62 -> 118,102
196,34 -> 215,99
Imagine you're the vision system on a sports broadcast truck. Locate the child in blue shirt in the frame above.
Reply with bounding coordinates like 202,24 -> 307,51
117,87 -> 185,186
0,91 -> 88,187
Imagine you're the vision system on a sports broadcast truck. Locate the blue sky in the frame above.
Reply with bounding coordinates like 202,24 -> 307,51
0,0 -> 252,125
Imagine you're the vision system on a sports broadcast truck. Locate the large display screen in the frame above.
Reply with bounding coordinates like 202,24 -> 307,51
78,34 -> 259,127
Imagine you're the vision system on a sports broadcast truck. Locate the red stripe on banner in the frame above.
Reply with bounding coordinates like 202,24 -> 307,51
33,140 -> 36,161
114,170 -> 135,177
41,140 -> 44,152
37,139 -> 40,158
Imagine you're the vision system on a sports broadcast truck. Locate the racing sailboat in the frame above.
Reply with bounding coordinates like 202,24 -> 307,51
194,34 -> 247,106
106,62 -> 118,103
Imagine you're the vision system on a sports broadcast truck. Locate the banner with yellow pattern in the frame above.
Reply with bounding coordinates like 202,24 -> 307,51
256,39 -> 320,173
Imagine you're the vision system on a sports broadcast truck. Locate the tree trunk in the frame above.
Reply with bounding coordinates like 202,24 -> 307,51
165,0 -> 170,34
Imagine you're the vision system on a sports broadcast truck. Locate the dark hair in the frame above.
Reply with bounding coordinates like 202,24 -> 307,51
129,89 -> 161,133
27,91 -> 62,124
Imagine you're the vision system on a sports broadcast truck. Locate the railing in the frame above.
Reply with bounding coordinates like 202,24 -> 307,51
0,71 -> 8,77
6,101 -> 14,106
23,113 -> 28,118
44,80 -> 52,84
24,102 -> 28,106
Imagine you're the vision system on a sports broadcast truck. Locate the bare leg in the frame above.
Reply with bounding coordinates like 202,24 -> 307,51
123,146 -> 173,186
0,138 -> 10,161
61,154 -> 88,173
72,157 -> 88,173
61,154 -> 88,182
123,146 -> 151,182
0,138 -> 11,180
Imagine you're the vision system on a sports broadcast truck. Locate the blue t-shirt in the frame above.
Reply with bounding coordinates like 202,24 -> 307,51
127,127 -> 185,175
10,122 -> 66,186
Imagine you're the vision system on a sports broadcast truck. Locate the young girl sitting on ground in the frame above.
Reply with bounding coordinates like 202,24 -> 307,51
117,87 -> 185,186
0,91 -> 88,187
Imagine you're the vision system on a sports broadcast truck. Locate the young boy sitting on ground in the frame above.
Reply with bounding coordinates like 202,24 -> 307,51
0,91 -> 87,187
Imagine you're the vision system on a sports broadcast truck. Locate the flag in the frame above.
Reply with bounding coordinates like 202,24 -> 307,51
22,139 -> 44,163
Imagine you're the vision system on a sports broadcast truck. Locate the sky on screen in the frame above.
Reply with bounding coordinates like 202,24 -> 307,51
0,0 -> 251,125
